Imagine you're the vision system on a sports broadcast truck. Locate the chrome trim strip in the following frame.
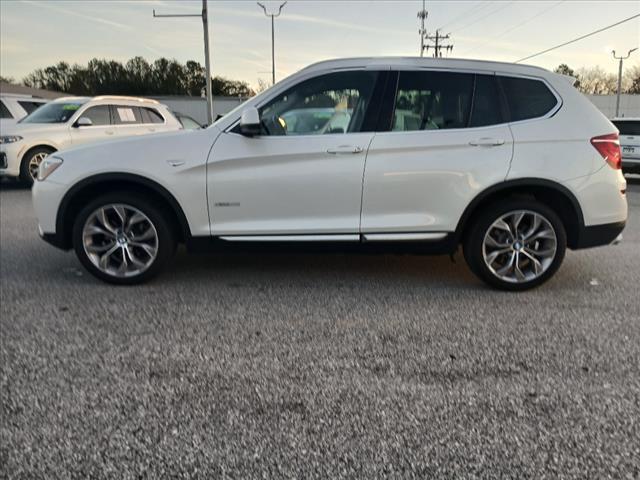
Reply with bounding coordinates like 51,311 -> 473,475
219,234 -> 360,242
363,232 -> 448,241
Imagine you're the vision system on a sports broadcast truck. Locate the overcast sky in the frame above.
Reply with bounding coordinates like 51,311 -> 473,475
1,0 -> 638,88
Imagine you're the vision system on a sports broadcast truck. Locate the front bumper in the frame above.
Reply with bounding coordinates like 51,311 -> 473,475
0,142 -> 24,177
33,178 -> 71,250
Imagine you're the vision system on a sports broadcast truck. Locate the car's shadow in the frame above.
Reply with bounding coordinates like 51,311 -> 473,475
0,179 -> 29,190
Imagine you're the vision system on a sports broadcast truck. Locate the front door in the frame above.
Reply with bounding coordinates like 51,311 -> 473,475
69,104 -> 116,145
208,70 -> 385,237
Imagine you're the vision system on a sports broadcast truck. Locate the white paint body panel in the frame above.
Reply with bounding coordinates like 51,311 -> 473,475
362,124 -> 513,232
208,132 -> 373,235
32,57 -> 627,245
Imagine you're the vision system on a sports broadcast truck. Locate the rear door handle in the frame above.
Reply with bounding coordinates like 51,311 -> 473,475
326,145 -> 364,154
105,130 -> 115,136
469,138 -> 505,147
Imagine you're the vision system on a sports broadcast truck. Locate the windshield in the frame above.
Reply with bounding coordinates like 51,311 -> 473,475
19,101 -> 87,124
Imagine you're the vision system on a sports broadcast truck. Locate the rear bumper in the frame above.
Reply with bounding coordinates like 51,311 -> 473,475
573,221 -> 626,249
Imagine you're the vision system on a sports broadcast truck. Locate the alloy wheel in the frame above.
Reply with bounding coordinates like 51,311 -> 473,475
482,210 -> 557,284
82,204 -> 159,278
28,152 -> 49,180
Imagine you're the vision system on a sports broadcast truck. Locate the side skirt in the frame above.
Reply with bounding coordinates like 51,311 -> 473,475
185,233 -> 458,255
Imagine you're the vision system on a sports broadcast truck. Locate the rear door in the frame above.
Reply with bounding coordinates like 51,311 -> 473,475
361,70 -> 514,234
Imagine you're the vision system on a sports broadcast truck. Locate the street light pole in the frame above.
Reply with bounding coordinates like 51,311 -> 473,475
612,47 -> 637,118
153,0 -> 213,125
257,2 -> 287,85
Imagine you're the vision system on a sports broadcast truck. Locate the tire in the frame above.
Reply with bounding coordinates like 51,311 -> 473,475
72,192 -> 177,285
19,146 -> 54,186
463,199 -> 567,291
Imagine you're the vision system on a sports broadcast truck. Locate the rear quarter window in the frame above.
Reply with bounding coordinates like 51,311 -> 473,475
18,101 -> 46,114
499,76 -> 558,122
0,100 -> 13,119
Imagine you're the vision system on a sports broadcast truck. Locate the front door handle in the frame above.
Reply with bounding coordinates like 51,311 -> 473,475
326,145 -> 364,154
469,138 -> 505,147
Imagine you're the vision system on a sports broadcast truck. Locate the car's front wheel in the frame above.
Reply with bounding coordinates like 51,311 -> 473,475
464,200 -> 567,291
72,192 -> 176,284
19,146 -> 54,186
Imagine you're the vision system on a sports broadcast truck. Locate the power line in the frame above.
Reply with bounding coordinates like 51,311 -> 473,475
516,13 -> 640,63
450,1 -> 515,34
437,1 -> 492,31
461,0 -> 565,56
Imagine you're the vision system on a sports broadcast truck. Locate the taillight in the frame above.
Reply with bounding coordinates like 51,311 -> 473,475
591,133 -> 621,170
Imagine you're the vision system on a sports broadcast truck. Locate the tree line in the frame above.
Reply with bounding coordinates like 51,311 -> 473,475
3,56 -> 255,98
554,64 -> 640,95
1,58 -> 639,97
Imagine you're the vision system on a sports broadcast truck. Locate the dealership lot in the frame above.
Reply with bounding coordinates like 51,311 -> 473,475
1,180 -> 639,478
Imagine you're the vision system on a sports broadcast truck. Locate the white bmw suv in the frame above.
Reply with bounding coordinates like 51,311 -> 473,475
32,58 -> 627,290
1,95 -> 181,185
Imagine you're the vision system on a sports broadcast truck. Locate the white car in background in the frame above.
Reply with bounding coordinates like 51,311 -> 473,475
0,96 -> 182,184
32,57 -> 627,290
611,117 -> 640,174
0,93 -> 48,130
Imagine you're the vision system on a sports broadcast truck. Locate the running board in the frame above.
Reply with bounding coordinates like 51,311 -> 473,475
218,232 -> 448,242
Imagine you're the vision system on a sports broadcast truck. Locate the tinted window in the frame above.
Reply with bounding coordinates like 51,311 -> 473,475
258,70 -> 379,136
18,101 -> 46,114
112,105 -> 142,125
499,76 -> 557,122
612,120 -> 640,136
0,100 -> 12,119
469,75 -> 503,127
82,105 -> 111,126
392,71 -> 473,131
140,107 -> 164,124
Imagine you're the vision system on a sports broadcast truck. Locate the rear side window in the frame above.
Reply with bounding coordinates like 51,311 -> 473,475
140,107 -> 165,124
81,105 -> 111,126
612,120 -> 640,136
469,75 -> 503,127
18,101 -> 45,114
499,76 -> 558,122
392,71 -> 473,131
0,100 -> 12,119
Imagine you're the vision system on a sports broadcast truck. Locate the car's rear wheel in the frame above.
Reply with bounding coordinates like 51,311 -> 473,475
72,192 -> 176,284
463,199 -> 567,291
19,146 -> 54,186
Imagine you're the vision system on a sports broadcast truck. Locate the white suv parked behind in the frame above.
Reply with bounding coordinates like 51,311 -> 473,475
1,95 -> 181,184
32,58 -> 627,290
0,93 -> 48,130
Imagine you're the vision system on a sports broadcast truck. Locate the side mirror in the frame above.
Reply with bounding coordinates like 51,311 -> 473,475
74,117 -> 93,128
239,107 -> 261,137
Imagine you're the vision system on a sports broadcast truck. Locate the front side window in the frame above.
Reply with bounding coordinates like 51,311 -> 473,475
391,71 -> 473,131
258,70 -> 379,136
499,76 -> 558,122
0,100 -> 12,119
81,105 -> 111,126
20,101 -> 87,124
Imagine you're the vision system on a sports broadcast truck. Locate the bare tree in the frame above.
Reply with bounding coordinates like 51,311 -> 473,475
624,63 -> 640,94
575,66 -> 618,95
256,78 -> 270,94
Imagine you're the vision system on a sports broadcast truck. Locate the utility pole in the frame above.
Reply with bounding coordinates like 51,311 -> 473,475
417,0 -> 428,57
257,2 -> 287,86
153,0 -> 213,125
612,47 -> 637,117
424,30 -> 453,58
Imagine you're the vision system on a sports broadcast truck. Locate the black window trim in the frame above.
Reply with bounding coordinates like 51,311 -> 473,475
377,69 -> 562,133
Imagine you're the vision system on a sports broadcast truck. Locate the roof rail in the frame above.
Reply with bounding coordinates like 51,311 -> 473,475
92,95 -> 160,104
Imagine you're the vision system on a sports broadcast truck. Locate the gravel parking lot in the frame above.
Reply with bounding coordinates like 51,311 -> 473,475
1,178 -> 639,479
